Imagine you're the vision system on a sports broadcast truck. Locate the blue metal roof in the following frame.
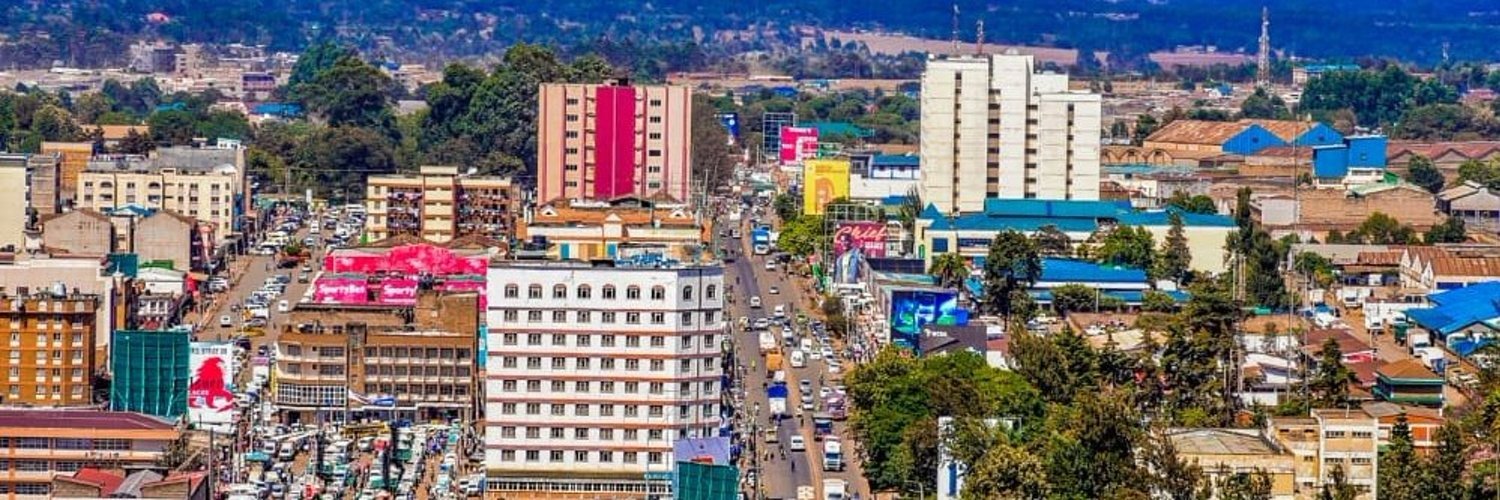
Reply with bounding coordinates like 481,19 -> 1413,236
1030,289 -> 1185,305
1116,208 -> 1236,227
1039,258 -> 1148,283
880,195 -> 909,206
1404,282 -> 1500,335
980,199 -> 1127,218
872,154 -> 920,167
927,214 -> 1101,232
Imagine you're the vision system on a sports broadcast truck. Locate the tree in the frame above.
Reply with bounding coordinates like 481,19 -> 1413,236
773,192 -> 801,222
1142,290 -> 1177,313
982,231 -> 1041,320
194,109 -> 251,142
1404,155 -> 1447,194
822,296 -> 850,339
1239,87 -> 1290,120
156,430 -> 199,470
1008,328 -> 1097,405
288,41 -> 356,88
1391,103 -> 1495,141
961,441 -> 1049,499
146,108 -> 198,145
1425,217 -> 1467,244
1156,212 -> 1193,282
1320,465 -> 1358,500
1377,413 -> 1425,500
1166,192 -> 1219,214
1424,423 -> 1467,500
1459,158 -> 1500,189
1033,224 -> 1073,257
1043,389 -> 1146,498
1311,337 -> 1355,407
1348,212 -> 1418,244
73,92 -> 113,124
116,128 -> 155,154
1142,431 -> 1207,499
1132,114 -> 1160,145
295,126 -> 396,200
1051,284 -> 1101,314
774,215 -> 822,257
1214,468 -> 1274,500
690,93 -> 736,196
1096,226 -> 1156,271
30,104 -> 80,141
897,186 -> 923,254
297,56 -> 396,133
929,253 -> 970,290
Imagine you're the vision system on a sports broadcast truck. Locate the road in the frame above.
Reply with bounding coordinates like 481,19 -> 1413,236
199,226 -> 317,351
721,210 -> 869,500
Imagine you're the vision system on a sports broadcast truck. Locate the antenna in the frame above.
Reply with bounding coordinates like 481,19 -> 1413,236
1256,6 -> 1271,87
951,3 -> 961,55
975,20 -> 985,56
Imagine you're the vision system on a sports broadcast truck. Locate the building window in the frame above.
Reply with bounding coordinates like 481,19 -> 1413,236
650,336 -> 665,348
706,285 -> 717,300
551,311 -> 566,323
577,358 -> 591,370
527,311 -> 542,323
577,311 -> 592,324
525,450 -> 540,462
650,360 -> 664,371
576,334 -> 591,346
602,286 -> 616,299
502,334 -> 517,346
527,334 -> 542,346
651,312 -> 665,325
602,312 -> 616,324
504,284 -> 519,298
553,284 -> 567,299
682,286 -> 693,300
528,285 -> 543,299
577,285 -> 591,299
575,450 -> 589,462
501,450 -> 515,461
650,286 -> 665,300
599,451 -> 613,462
626,312 -> 640,324
627,286 -> 642,300
552,334 -> 566,346
681,312 -> 694,326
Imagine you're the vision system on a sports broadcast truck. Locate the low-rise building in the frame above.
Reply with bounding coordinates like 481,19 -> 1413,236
1269,409 -> 1379,498
1387,141 -> 1500,181
52,468 -> 208,499
364,165 -> 520,243
1312,136 -> 1390,188
77,150 -> 241,243
40,210 -> 114,257
1143,119 -> 1343,161
1166,428 -> 1296,499
1437,181 -> 1500,233
1372,360 -> 1444,407
1253,181 -> 1441,239
274,291 -> 480,424
518,198 -> 708,261
0,409 -> 178,496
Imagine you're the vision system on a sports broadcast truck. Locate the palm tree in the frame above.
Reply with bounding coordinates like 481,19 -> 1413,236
929,252 -> 970,291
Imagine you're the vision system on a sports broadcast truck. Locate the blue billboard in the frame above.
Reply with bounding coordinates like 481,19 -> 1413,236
716,112 -> 740,145
889,290 -> 967,352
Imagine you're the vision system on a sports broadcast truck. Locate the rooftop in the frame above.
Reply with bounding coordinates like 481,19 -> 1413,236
0,409 -> 173,430
1377,359 -> 1442,381
1405,281 -> 1500,335
921,200 -> 1233,232
1167,428 -> 1279,455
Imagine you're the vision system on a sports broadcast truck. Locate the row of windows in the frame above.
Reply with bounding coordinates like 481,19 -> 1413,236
495,379 -> 717,396
564,181 -> 666,189
502,284 -> 716,302
497,449 -> 666,465
497,309 -> 718,327
563,97 -> 667,107
498,333 -> 716,349
495,402 -> 719,419
0,438 -> 131,450
1323,430 -> 1375,439
494,356 -> 716,374
497,423 -> 712,443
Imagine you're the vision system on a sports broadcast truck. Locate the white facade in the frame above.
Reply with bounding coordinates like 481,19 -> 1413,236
0,158 -> 25,252
483,262 -> 725,491
920,53 -> 1102,213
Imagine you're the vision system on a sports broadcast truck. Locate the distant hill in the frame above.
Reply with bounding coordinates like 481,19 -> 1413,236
3,0 -> 1499,68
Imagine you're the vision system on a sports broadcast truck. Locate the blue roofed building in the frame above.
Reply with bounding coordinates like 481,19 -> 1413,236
961,258 -> 1184,307
1404,281 -> 1500,356
917,199 -> 1237,274
1313,135 -> 1390,187
848,151 -> 919,205
1144,119 -> 1343,160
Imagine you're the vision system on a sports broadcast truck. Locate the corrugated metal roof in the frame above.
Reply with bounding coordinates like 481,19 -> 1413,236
1038,258 -> 1148,283
1377,359 -> 1441,381
1116,209 -> 1236,227
0,409 -> 174,430
1430,257 -> 1500,277
1144,120 -> 1251,145
980,199 -> 1127,218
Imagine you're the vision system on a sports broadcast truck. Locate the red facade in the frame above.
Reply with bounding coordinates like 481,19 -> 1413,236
593,86 -> 638,199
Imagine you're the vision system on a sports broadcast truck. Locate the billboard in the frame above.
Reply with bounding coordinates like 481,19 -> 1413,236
188,342 -> 237,426
716,113 -> 740,145
779,126 -> 819,165
323,244 -> 487,275
889,290 -> 967,351
833,222 -> 887,284
802,159 -> 850,215
378,277 -> 420,305
314,276 -> 369,304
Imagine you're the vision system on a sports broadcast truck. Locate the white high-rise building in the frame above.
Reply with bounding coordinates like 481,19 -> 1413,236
920,53 -> 1102,214
483,261 -> 726,496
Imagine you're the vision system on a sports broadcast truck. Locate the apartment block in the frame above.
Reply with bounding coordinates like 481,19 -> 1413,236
364,166 -> 519,244
537,82 -> 694,204
40,142 -> 94,203
0,289 -> 100,406
518,199 -> 708,261
1269,409 -> 1379,499
919,53 -> 1101,213
0,155 -> 28,251
483,261 -> 726,496
76,157 -> 237,242
273,291 -> 481,424
6,152 -> 63,221
0,409 -> 179,497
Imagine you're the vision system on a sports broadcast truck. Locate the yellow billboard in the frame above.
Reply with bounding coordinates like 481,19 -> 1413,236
802,159 -> 850,215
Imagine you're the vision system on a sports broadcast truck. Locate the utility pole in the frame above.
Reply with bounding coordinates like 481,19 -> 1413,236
951,4 -> 961,55
1256,6 -> 1271,88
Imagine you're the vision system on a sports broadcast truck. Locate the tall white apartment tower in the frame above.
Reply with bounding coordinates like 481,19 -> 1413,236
483,261 -> 726,496
920,53 -> 1102,214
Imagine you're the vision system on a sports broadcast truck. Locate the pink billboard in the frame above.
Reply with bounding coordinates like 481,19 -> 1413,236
833,222 -> 889,259
593,85 -> 638,199
314,277 -> 369,304
779,126 -> 818,165
323,244 -> 487,276
378,277 -> 420,305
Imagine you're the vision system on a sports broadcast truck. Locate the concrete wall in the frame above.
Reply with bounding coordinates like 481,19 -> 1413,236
0,160 -> 26,251
41,212 -> 114,256
133,213 -> 192,270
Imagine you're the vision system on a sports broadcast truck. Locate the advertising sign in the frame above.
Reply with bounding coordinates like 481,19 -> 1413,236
716,113 -> 740,145
378,277 -> 420,305
779,126 -> 819,166
314,276 -> 369,304
323,244 -> 487,276
832,222 -> 887,284
801,159 -> 850,215
188,342 -> 237,425
889,290 -> 967,352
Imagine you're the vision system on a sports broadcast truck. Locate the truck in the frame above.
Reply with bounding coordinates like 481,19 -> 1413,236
767,382 -> 789,419
822,439 -> 844,471
822,479 -> 848,500
752,227 -> 771,255
812,413 -> 834,440
790,349 -> 807,368
766,351 -> 785,374
759,331 -> 778,353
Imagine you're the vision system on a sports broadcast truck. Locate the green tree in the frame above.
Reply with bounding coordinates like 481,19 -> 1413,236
1166,192 -> 1219,214
115,128 -> 155,154
1044,389 -> 1146,499
1033,224 -> 1073,257
289,41 -> 356,88
1156,212 -> 1193,282
1132,114 -> 1160,145
1214,467 -> 1274,500
897,186 -> 923,254
194,109 -> 250,142
146,108 -> 198,145
690,93 -> 736,197
928,253 -> 970,290
1142,431 -> 1207,499
1404,155 -> 1447,194
1096,226 -> 1156,271
1348,212 -> 1418,244
960,440 -> 1049,500
1377,413 -> 1425,500
1142,290 -> 1177,313
1425,217 -> 1467,244
295,126 -> 396,200
297,56 -> 396,133
1239,87 -> 1291,119
1424,423 -> 1467,500
774,215 -> 823,257
1391,103 -> 1495,141
30,104 -> 80,141
155,430 -> 198,470
1051,284 -> 1101,314
1458,158 -> 1500,189
1009,328 -> 1098,405
1311,337 -> 1355,407
1320,465 -> 1358,500
982,231 -> 1042,320
773,192 -> 801,222
73,92 -> 113,124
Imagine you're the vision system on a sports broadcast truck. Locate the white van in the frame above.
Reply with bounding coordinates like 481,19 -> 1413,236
774,305 -> 786,318
800,338 -> 813,352
790,349 -> 807,368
